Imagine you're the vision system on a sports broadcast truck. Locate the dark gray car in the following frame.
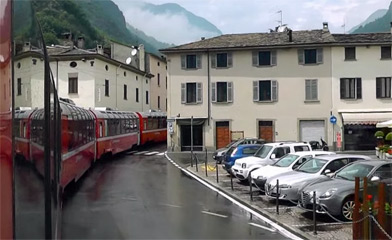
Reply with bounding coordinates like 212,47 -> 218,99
299,160 -> 392,221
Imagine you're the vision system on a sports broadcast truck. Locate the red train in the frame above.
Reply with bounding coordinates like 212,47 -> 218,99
14,102 -> 167,189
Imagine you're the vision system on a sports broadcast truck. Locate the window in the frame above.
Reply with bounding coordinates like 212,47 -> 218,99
294,145 -> 310,152
211,82 -> 233,103
69,77 -> 78,94
340,78 -> 362,99
158,96 -> 160,109
298,48 -> 323,64
166,77 -> 167,90
146,91 -> 149,104
104,79 -> 109,96
305,79 -> 318,101
211,53 -> 233,68
136,88 -> 139,102
17,78 -> 22,96
157,73 -> 160,86
345,47 -> 356,60
157,61 -> 160,66
70,61 -> 77,68
252,50 -> 276,66
373,164 -> 392,180
381,46 -> 391,59
166,98 -> 167,110
272,147 -> 290,158
376,77 -> 391,99
253,80 -> 278,102
181,54 -> 201,69
124,84 -> 127,100
181,82 -> 202,104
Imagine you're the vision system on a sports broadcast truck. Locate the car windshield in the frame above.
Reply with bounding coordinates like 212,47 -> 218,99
335,163 -> 374,181
225,141 -> 236,148
296,158 -> 328,173
254,145 -> 272,158
274,154 -> 299,167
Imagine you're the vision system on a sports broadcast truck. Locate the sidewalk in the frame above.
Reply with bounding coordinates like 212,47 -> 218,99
166,152 -> 353,240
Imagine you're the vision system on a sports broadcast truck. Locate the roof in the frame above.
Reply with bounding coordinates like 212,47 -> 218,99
354,160 -> 392,166
315,154 -> 372,161
160,30 -> 391,53
264,142 -> 310,147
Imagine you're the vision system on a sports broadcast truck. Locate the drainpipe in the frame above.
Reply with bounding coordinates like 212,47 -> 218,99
207,49 -> 211,126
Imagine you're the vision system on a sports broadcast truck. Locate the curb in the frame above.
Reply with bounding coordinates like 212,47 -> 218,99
165,152 -> 312,240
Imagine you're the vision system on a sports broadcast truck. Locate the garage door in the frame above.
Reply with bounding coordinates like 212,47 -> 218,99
300,120 -> 325,142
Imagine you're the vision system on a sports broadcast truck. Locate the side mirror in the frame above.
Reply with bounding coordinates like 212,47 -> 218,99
371,176 -> 380,182
324,169 -> 331,175
271,154 -> 276,159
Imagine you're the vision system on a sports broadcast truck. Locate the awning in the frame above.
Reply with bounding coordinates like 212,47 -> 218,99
175,117 -> 207,125
342,112 -> 392,125
376,119 -> 392,128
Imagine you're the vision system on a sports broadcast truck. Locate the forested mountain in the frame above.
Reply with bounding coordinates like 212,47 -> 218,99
352,1 -> 392,33
348,9 -> 388,33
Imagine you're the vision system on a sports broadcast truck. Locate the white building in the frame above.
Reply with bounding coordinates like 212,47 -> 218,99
146,53 -> 168,111
161,23 -> 392,151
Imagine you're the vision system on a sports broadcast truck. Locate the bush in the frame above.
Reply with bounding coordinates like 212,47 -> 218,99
385,132 -> 392,141
375,131 -> 385,138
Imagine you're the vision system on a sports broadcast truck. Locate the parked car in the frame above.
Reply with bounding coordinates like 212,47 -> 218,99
264,154 -> 372,201
231,142 -> 312,182
251,151 -> 335,191
299,160 -> 392,221
213,138 -> 265,163
222,144 -> 262,174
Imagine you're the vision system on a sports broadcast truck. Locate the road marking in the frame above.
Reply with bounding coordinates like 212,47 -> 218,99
145,151 -> 159,155
292,222 -> 350,227
263,206 -> 297,210
134,151 -> 149,155
157,152 -> 165,156
249,222 -> 277,232
160,203 -> 182,208
165,152 -> 302,240
201,211 -> 228,218
125,151 -> 138,155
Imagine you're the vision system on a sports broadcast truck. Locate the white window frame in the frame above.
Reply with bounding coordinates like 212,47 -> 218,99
211,81 -> 233,103
305,79 -> 318,101
181,54 -> 202,70
253,80 -> 278,102
340,78 -> 362,100
376,77 -> 392,99
298,48 -> 323,65
252,50 -> 277,67
181,82 -> 203,104
211,52 -> 233,68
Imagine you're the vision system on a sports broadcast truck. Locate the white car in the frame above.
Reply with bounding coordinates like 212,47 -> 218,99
251,151 -> 335,191
231,142 -> 312,182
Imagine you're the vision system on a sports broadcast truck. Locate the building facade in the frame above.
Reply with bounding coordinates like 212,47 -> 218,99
162,23 -> 392,151
146,53 -> 168,111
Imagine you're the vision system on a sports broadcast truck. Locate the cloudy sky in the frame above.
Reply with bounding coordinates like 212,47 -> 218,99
113,0 -> 391,44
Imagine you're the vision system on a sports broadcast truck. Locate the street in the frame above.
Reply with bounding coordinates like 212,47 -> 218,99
61,144 -> 288,239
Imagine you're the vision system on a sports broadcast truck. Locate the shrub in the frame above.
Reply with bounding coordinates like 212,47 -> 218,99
375,131 -> 385,138
385,132 -> 392,141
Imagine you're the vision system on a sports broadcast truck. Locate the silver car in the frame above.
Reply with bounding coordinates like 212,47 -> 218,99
264,154 -> 372,201
299,160 -> 392,221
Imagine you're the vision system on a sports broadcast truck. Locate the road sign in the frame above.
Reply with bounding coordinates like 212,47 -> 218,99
330,115 -> 337,124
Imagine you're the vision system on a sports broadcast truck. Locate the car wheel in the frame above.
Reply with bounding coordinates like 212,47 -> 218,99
341,197 -> 355,221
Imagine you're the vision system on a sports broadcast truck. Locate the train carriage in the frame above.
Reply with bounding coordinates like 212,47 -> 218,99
14,109 -> 34,162
136,111 -> 167,145
90,109 -> 139,159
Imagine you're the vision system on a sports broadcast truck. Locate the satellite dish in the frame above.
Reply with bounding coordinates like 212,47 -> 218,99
131,49 -> 138,56
126,57 -> 132,64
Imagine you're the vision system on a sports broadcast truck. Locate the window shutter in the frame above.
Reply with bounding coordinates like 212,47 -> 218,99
340,79 -> 345,99
196,82 -> 203,103
356,78 -> 362,99
272,80 -> 278,101
211,82 -> 216,102
305,80 -> 311,100
376,78 -> 382,98
196,54 -> 202,69
317,48 -> 323,63
387,78 -> 391,98
227,82 -> 233,102
211,53 -> 216,68
181,55 -> 186,69
252,51 -> 258,66
271,50 -> 277,66
253,81 -> 259,101
227,52 -> 233,67
298,49 -> 304,64
181,83 -> 186,103
311,79 -> 318,100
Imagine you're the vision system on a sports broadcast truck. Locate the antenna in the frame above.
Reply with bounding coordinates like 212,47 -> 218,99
131,48 -> 138,56
126,57 -> 132,64
277,10 -> 283,26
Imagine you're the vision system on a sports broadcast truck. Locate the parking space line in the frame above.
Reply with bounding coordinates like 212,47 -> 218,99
263,206 -> 297,210
249,223 -> 277,232
145,151 -> 159,155
157,152 -> 165,156
160,203 -> 182,208
292,222 -> 350,227
201,211 -> 228,218
134,151 -> 149,155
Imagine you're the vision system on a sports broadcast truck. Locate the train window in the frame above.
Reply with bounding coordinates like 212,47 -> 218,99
144,120 -> 147,130
147,118 -> 153,130
153,119 -> 158,129
99,122 -> 103,137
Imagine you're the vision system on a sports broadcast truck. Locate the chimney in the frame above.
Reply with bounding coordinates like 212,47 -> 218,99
61,32 -> 73,47
201,37 -> 205,40
322,22 -> 329,32
138,44 -> 145,72
77,36 -> 85,49
97,45 -> 103,55
288,29 -> 293,42
23,42 -> 31,52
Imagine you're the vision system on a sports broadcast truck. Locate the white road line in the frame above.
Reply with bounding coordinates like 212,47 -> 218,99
201,211 -> 228,218
263,206 -> 297,210
157,152 -> 165,156
125,151 -> 138,155
160,203 -> 182,208
134,151 -> 149,155
292,222 -> 350,227
164,152 -> 302,240
249,223 -> 277,232
145,151 -> 159,155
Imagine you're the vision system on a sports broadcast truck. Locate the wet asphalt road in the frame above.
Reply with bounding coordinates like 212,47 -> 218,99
61,144 -> 288,239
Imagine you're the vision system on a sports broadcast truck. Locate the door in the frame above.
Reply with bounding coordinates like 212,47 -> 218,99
216,121 -> 230,149
180,125 -> 203,151
258,121 -> 274,142
300,120 -> 325,142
